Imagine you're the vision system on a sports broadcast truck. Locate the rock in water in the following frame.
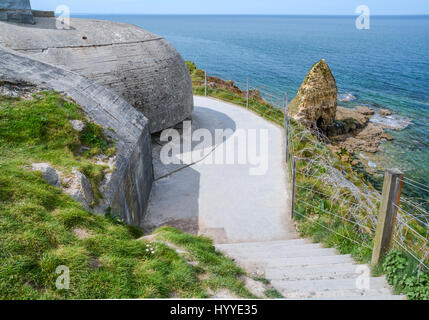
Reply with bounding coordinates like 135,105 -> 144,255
356,106 -> 375,116
289,59 -> 338,130
379,109 -> 392,117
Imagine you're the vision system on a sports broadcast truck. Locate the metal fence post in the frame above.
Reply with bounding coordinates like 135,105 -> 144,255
204,71 -> 207,97
283,93 -> 287,128
246,78 -> 249,109
371,169 -> 404,265
291,156 -> 297,219
284,93 -> 289,163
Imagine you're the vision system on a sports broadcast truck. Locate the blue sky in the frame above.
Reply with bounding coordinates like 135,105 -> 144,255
31,0 -> 429,15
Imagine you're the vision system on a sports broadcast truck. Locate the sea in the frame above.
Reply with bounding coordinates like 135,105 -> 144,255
74,14 -> 429,201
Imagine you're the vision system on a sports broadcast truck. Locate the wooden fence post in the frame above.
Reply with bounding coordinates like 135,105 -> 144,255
371,169 -> 404,265
291,156 -> 297,219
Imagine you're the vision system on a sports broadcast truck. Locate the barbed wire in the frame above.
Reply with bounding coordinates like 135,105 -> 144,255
286,109 -> 428,271
294,210 -> 373,250
392,237 -> 429,272
297,199 -> 376,233
403,179 -> 429,194
404,176 -> 429,190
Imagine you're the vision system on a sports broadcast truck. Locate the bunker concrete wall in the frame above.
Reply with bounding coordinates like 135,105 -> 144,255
0,45 -> 153,226
0,0 -> 34,24
0,17 -> 194,133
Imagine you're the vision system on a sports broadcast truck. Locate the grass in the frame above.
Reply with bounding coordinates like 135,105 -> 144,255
0,91 -> 255,299
0,92 -> 114,207
156,227 -> 256,298
264,289 -> 284,299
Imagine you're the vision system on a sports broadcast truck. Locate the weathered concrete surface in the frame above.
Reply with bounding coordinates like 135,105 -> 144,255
144,96 -> 297,243
0,45 -> 153,226
0,0 -> 34,24
0,17 -> 193,133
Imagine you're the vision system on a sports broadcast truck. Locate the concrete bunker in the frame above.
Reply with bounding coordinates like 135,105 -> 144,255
0,8 -> 194,226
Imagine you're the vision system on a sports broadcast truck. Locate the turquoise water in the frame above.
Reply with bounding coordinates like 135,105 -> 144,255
76,14 -> 429,198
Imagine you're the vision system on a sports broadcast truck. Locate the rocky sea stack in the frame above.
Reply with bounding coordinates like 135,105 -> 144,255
290,59 -> 398,157
289,59 -> 338,130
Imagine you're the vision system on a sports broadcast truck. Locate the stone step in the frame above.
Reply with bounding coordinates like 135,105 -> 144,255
217,239 -> 400,300
272,276 -> 389,293
221,247 -> 339,261
217,242 -> 324,256
216,238 -> 311,250
314,295 -> 406,301
244,254 -> 354,269
265,263 -> 366,281
235,255 -> 355,277
278,287 -> 394,300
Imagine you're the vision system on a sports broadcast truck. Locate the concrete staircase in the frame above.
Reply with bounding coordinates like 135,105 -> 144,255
216,239 -> 405,300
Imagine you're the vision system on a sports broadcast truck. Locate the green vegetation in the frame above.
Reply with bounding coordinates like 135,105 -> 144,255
156,227 -> 256,298
288,120 -> 428,299
383,250 -> 429,300
263,289 -> 284,299
187,61 -> 428,300
186,61 -> 284,124
0,92 -> 113,207
288,119 -> 375,262
0,91 -> 255,299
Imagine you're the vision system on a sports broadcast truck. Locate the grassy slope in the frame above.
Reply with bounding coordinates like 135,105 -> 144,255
0,92 -> 255,299
187,61 -> 428,300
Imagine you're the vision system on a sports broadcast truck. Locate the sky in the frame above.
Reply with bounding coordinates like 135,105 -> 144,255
30,0 -> 429,15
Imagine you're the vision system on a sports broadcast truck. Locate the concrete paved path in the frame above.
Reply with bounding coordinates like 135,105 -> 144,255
144,96 -> 298,243
144,96 -> 402,299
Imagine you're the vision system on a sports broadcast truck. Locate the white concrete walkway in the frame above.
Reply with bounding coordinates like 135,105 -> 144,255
144,96 -> 297,243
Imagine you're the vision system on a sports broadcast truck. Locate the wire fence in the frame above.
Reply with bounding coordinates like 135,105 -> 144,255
285,109 -> 429,273
199,70 -> 286,111
198,69 -> 428,273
